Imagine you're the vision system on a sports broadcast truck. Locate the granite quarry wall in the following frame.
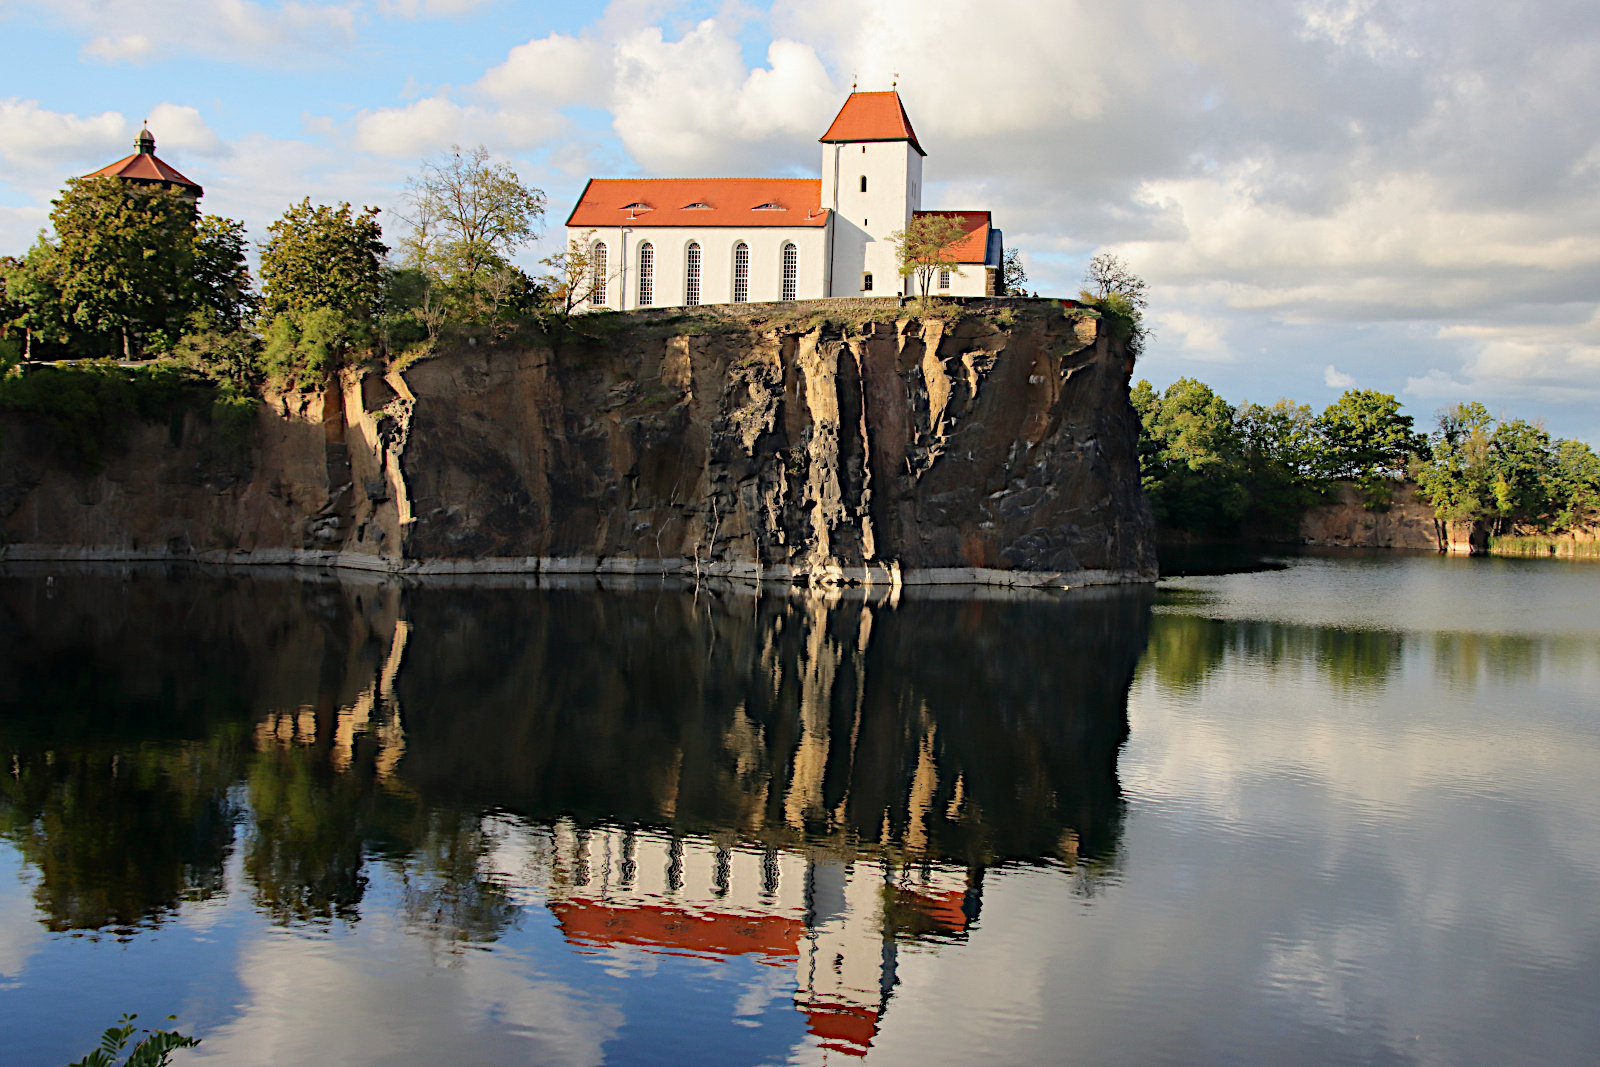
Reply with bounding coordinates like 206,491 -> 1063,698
0,302 -> 1157,588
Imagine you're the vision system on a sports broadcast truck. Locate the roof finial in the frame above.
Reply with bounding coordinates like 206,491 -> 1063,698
892,73 -> 898,89
851,73 -> 858,91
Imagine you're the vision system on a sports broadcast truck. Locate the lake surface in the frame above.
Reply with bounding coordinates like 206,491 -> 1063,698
1,552 -> 1597,1066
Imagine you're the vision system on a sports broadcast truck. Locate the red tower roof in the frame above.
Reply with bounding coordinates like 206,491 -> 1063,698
85,125 -> 203,197
819,91 -> 925,156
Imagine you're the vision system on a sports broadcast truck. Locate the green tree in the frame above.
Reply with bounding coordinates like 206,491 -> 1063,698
45,176 -> 199,358
400,144 -> 545,326
1237,399 -> 1328,533
1316,389 -> 1425,507
888,212 -> 970,309
1549,438 -> 1600,528
259,200 -> 386,322
1416,402 -> 1497,522
258,200 -> 386,382
1132,377 -> 1248,533
1080,252 -> 1149,354
1486,419 -> 1557,526
536,231 -> 613,323
191,215 -> 257,331
1000,248 -> 1027,296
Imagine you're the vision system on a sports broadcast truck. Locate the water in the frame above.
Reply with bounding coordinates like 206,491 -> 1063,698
0,553 -> 1597,1066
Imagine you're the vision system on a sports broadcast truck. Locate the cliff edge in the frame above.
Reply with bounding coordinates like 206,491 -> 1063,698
0,301 -> 1156,587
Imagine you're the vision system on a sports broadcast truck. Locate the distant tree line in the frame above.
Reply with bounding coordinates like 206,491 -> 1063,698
1133,378 -> 1600,537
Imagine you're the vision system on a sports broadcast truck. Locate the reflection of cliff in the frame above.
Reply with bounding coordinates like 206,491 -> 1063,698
394,582 -> 1148,866
0,567 -> 1147,1056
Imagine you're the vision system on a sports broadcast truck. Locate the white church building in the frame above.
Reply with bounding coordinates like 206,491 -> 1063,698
564,91 -> 1004,310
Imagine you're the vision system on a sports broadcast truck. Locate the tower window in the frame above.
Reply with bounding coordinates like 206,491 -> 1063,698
862,272 -> 873,293
939,269 -> 951,290
733,242 -> 749,303
860,175 -> 867,192
590,242 -> 608,306
781,244 -> 798,302
685,242 -> 702,306
638,242 -> 654,306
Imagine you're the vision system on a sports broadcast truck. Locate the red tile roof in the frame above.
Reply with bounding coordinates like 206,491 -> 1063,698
913,210 -> 992,263
819,91 -> 924,156
550,898 -> 803,963
86,140 -> 203,195
566,178 -> 827,228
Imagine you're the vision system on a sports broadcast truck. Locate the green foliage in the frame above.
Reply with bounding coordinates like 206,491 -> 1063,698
191,215 -> 257,331
261,307 -> 356,384
1132,377 -> 1250,534
68,1014 -> 199,1067
169,310 -> 261,390
1000,248 -> 1028,296
399,144 -> 545,329
1237,399 -> 1326,534
1316,389 -> 1426,507
888,213 -> 970,309
48,177 -> 198,356
1416,404 -> 1599,530
0,361 -> 202,468
259,199 -> 386,324
1079,253 -> 1149,354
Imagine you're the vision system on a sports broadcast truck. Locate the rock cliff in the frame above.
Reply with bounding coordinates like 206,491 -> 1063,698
0,301 -> 1156,587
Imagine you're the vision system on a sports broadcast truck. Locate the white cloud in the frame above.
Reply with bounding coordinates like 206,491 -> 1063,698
1325,365 -> 1357,388
1162,309 -> 1235,363
375,0 -> 495,16
147,102 -> 228,157
11,0 -> 360,65
1405,368 -> 1471,399
0,98 -> 128,175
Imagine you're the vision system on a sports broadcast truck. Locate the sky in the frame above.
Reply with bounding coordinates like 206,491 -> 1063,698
1,0 -> 1598,441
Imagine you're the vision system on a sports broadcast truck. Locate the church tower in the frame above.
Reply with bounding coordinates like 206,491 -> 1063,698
819,91 -> 925,297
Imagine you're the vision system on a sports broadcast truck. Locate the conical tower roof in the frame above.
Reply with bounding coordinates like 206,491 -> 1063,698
818,91 -> 924,156
85,123 -> 204,197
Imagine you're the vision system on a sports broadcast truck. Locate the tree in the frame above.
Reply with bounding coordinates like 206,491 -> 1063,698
888,213 -> 970,309
401,145 -> 545,283
1131,377 -> 1249,533
191,215 -> 257,331
1001,248 -> 1028,296
1486,419 -> 1557,526
259,200 -> 387,323
1080,252 -> 1149,354
1416,402 -> 1496,522
46,176 -> 199,358
258,201 -> 386,381
1316,389 -> 1425,506
536,232 -> 613,323
1549,438 -> 1600,528
1237,399 -> 1328,532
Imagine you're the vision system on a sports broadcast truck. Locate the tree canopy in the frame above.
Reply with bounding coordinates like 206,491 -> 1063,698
889,213 -> 970,309
259,200 -> 387,323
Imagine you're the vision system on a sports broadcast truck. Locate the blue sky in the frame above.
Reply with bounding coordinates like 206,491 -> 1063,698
3,0 -> 1599,441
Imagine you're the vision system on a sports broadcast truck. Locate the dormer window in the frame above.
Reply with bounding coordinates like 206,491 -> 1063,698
621,202 -> 651,214
682,202 -> 713,210
752,203 -> 786,211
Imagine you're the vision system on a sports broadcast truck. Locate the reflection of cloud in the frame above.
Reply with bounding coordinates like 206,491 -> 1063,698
190,914 -> 621,1066
0,850 -> 43,979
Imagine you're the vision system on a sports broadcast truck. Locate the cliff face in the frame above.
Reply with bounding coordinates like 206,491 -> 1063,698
0,302 -> 1156,587
1298,480 -> 1443,550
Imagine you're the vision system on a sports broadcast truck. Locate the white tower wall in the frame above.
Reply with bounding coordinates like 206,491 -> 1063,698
822,141 -> 923,297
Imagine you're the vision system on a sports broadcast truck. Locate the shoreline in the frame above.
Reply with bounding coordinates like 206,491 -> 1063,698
0,543 -> 1155,590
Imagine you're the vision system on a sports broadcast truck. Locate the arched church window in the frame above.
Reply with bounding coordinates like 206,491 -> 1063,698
860,175 -> 867,192
733,243 -> 750,303
590,242 -> 608,306
781,244 -> 798,302
638,243 -> 654,307
685,243 -> 702,306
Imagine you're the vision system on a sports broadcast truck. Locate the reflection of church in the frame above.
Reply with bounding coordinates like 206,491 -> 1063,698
541,824 -> 976,1058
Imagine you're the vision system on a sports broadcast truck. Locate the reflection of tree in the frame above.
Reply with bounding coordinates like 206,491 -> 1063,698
393,810 -> 519,948
1143,614 -> 1407,694
0,741 -> 240,931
